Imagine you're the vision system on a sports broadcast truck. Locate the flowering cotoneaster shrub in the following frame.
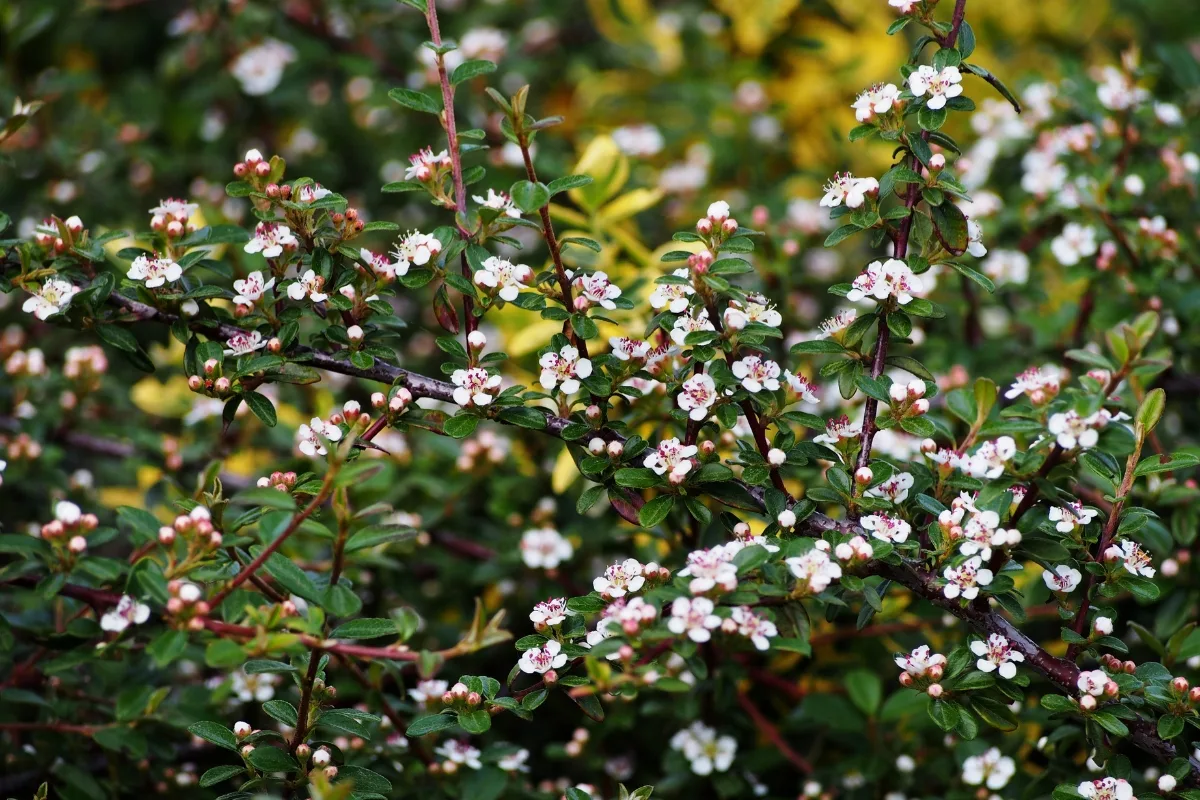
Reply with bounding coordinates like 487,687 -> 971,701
4,1 -> 1200,799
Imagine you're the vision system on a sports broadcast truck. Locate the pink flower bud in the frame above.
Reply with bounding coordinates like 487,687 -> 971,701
927,683 -> 943,698
233,162 -> 248,177
898,672 -> 913,687
203,359 -> 219,375
543,669 -> 558,685
700,440 -> 716,456
855,467 -> 873,485
920,438 -> 938,453
573,296 -> 591,312
618,644 -> 635,661
1172,676 -> 1190,693
588,438 -> 606,455
346,325 -> 364,343
1079,694 -> 1097,710
214,377 -> 231,393
907,379 -> 926,398
158,526 -> 176,545
68,535 -> 87,553
371,392 -> 386,408
187,375 -> 203,391
254,161 -> 271,177
928,664 -> 944,681
234,721 -> 252,738
721,218 -> 738,235
695,218 -> 713,235
929,153 -> 946,170
912,399 -> 930,415
606,441 -> 624,459
585,405 -> 601,422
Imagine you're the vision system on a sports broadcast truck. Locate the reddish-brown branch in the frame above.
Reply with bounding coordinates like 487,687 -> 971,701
736,691 -> 813,774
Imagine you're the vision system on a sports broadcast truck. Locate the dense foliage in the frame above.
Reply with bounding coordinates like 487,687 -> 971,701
3,1 -> 1200,800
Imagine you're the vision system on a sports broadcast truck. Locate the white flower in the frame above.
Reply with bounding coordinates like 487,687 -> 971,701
1049,502 -> 1099,533
730,606 -> 777,650
731,355 -> 781,393
671,309 -> 716,347
295,183 -> 332,204
233,271 -> 275,306
852,83 -> 901,121
406,147 -> 450,181
474,256 -> 531,302
786,548 -> 842,594
573,271 -> 622,310
961,748 -> 1015,790
55,501 -> 82,524
835,535 -> 874,563
473,188 -> 521,218
149,197 -> 197,225
520,528 -> 573,569
982,250 -> 1030,286
970,634 -> 1024,679
498,748 -> 530,773
783,371 -> 820,405
943,556 -> 993,600
244,222 -> 298,259
518,639 -> 568,674
677,373 -> 718,421
1096,65 -> 1148,111
1077,669 -> 1109,696
888,0 -> 918,12
813,414 -> 861,447
435,740 -> 482,770
1105,539 -> 1155,578
296,417 -> 343,457
609,337 -> 651,361
22,279 -> 80,321
451,367 -> 501,407
611,124 -> 664,157
1005,365 -> 1062,402
861,513 -> 910,543
706,200 -> 731,221
1043,564 -> 1082,593
894,645 -> 946,677
287,269 -> 328,303
100,595 -> 151,633
223,331 -> 266,357
908,65 -> 964,111
644,438 -> 697,480
670,722 -> 737,776
962,437 -> 1016,479
230,39 -> 297,96
724,294 -> 782,330
820,172 -> 879,209
1050,222 -> 1098,266
530,597 -> 570,627
230,669 -> 278,703
966,219 -> 987,257
391,231 -> 442,275
816,309 -> 857,339
539,345 -> 592,395
408,679 -> 448,707
649,268 -> 695,313
678,546 -> 739,595
359,249 -> 400,280
594,558 -> 646,598
667,596 -> 722,643
1094,616 -> 1114,636
846,258 -> 922,305
867,472 -> 914,504
1077,777 -> 1135,800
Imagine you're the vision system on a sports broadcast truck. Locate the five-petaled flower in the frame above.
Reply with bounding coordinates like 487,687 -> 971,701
670,722 -> 737,776
127,254 -> 183,288
677,373 -> 718,421
451,367 -> 502,407
644,438 -> 697,480
224,330 -> 267,357
539,345 -> 592,395
520,528 -> 573,569
233,271 -> 275,306
100,595 -> 151,633
529,597 -> 570,627
1105,539 -> 1155,577
1043,563 -> 1083,593
23,279 -> 80,321
970,633 -> 1024,679
820,172 -> 880,209
391,231 -> 442,274
610,337 -> 651,361
724,294 -> 782,330
1049,501 -> 1098,533
783,370 -> 820,404
861,513 -> 911,543
730,606 -> 778,650
786,548 -> 843,594
852,83 -> 901,122
1050,222 -> 1099,266
650,268 -> 695,313
518,639 -> 568,674
572,271 -> 622,310
287,269 -> 328,304
846,258 -> 923,305
360,249 -> 400,280
908,65 -> 964,111
943,555 -> 993,600
244,222 -> 298,259
475,256 -> 532,302
1077,777 -> 1135,800
593,558 -> 647,598
296,416 -> 343,457
1077,668 -> 1109,696
961,748 -> 1015,790
667,596 -> 722,642
732,355 -> 782,393
894,645 -> 946,678
473,188 -> 521,218
435,740 -> 482,770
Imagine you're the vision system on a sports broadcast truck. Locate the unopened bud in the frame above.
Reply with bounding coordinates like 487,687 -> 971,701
214,377 -> 231,393
158,526 -> 176,545
267,337 -> 282,354
543,669 -> 558,686
68,535 -> 87,554
1189,686 -> 1200,704
606,441 -> 624,459
203,358 -> 219,375
467,692 -> 481,707
1079,694 -> 1097,711
855,466 -> 873,485
312,747 -> 331,766
588,437 -> 606,455
585,404 -> 601,422
323,766 -> 338,779
927,683 -> 943,698
573,296 -> 590,312
899,672 -> 913,687
912,399 -> 930,415
468,331 -> 486,350
928,664 -> 944,681
768,448 -> 787,467
254,161 -> 270,177
265,183 -> 280,198
371,392 -> 386,409
929,153 -> 946,170
188,375 -> 203,391
234,721 -> 252,738
721,218 -> 738,235
347,325 -> 364,343
777,509 -> 796,529
696,218 -> 713,235
1173,676 -> 1190,693
921,438 -> 938,453
700,440 -> 716,456
1104,680 -> 1120,698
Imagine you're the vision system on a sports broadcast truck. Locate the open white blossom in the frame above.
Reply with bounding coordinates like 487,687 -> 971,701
127,254 -> 183,288
1050,222 -> 1098,266
231,669 -> 278,703
518,639 -> 568,674
529,598 -> 570,627
970,634 -> 1024,679
678,546 -> 739,595
783,371 -> 820,404
1005,364 -> 1062,403
100,595 -> 151,633
909,65 -> 964,110
1049,501 -> 1099,533
677,373 -> 718,421
224,331 -> 267,357
610,337 -> 651,361
1105,539 -> 1155,578
943,556 -> 993,600
962,748 -> 1015,790
853,83 -> 901,121
813,415 -> 861,448
846,258 -> 922,305
296,417 -> 343,457
644,438 -> 697,480
473,188 -> 521,218
539,345 -> 592,395
23,279 -> 80,321
895,645 -> 946,677
451,367 -> 501,407
861,513 -> 911,543
820,172 -> 879,209
1042,564 -> 1083,593
731,355 -> 781,393
435,740 -> 482,770
287,269 -> 328,303
1077,668 -> 1109,696
1077,777 -> 1135,800
233,271 -> 275,306
520,528 -> 573,569
475,256 -> 531,302
649,268 -> 695,313
244,222 -> 298,259
671,309 -> 717,347
408,679 -> 449,707
594,558 -> 646,598
724,294 -> 782,330
391,231 -> 442,274
867,472 -> 914,504
667,596 -> 722,642
786,548 -> 842,593
730,606 -> 778,650
230,39 -> 297,96
670,722 -> 736,776
572,271 -> 622,310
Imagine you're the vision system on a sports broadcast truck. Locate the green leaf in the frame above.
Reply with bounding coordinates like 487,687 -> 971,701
262,699 -> 298,727
187,721 -> 237,752
948,261 -> 995,293
566,595 -> 606,613
824,224 -> 861,247
498,406 -> 548,430
387,87 -> 440,114
247,746 -> 298,773
962,63 -> 1022,113
548,175 -> 593,194
1136,388 -> 1166,433
1158,714 -> 1185,740
450,59 -> 496,85
243,391 -> 277,427
930,203 -> 969,254
230,487 -> 297,510
444,414 -> 480,439
243,659 -> 296,674
638,495 -> 674,528
337,765 -> 392,794
845,669 -> 882,716
199,766 -> 244,788
614,468 -> 660,488
1090,710 -> 1129,737
509,180 -> 551,214
407,713 -> 459,736
96,324 -> 139,353
457,709 -> 492,734
330,618 -> 398,640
